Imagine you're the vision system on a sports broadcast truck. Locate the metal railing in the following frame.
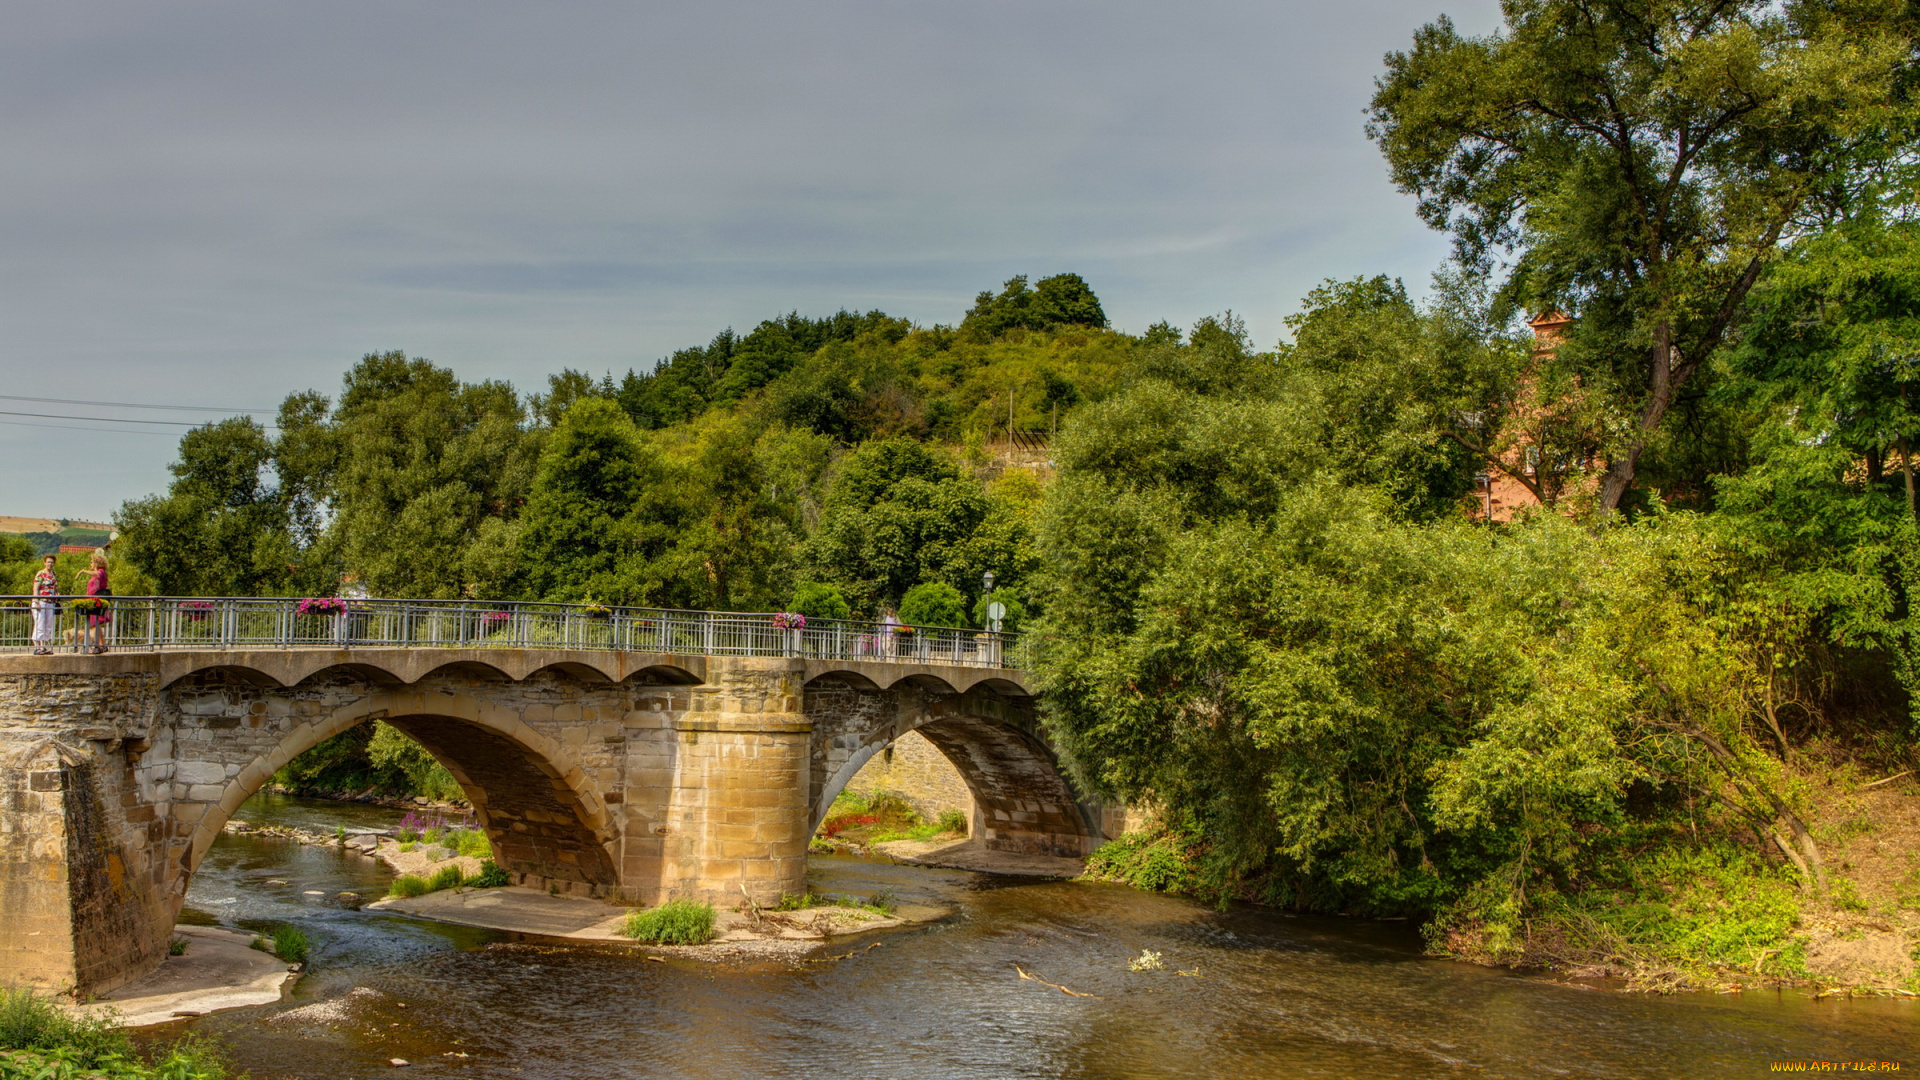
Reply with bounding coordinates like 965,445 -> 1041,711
0,596 -> 1026,670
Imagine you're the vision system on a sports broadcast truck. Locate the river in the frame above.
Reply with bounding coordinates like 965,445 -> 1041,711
146,793 -> 1918,1079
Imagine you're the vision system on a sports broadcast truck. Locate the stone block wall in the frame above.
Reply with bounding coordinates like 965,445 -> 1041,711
842,730 -> 973,821
0,750 -> 78,991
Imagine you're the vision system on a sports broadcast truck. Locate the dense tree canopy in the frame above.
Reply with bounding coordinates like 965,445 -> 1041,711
1369,0 -> 1920,510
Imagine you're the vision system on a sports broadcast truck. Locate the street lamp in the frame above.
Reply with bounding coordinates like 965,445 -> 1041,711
982,571 -> 1004,634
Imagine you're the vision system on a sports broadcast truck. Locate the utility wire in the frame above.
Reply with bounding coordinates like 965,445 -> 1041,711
0,393 -> 274,413
0,410 -> 278,430
0,418 -> 189,435
0,410 -> 217,427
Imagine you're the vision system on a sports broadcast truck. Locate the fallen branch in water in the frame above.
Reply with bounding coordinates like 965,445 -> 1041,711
1017,965 -> 1096,997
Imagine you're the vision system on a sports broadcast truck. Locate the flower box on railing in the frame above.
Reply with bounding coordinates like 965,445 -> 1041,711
180,601 -> 215,622
296,597 -> 346,617
771,612 -> 806,631
481,610 -> 512,630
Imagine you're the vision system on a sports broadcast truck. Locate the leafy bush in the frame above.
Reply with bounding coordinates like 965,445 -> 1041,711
790,582 -> 851,621
0,990 -> 237,1078
271,925 -> 310,964
1084,832 -> 1199,894
620,899 -> 716,945
469,859 -> 511,888
428,865 -> 466,892
453,828 -> 493,859
899,582 -> 967,628
388,874 -> 431,899
1416,828 -> 1823,986
0,989 -> 124,1063
935,809 -> 969,835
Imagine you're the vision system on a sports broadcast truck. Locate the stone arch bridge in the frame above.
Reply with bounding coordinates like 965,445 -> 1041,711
0,646 -> 1107,997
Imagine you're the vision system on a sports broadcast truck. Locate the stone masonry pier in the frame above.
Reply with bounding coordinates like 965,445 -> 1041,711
0,648 -> 1102,997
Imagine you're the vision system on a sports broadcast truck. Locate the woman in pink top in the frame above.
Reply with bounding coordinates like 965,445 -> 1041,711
29,554 -> 57,655
82,550 -> 111,654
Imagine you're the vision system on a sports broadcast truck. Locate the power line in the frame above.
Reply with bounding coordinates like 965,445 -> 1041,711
0,418 -> 188,435
0,410 -> 281,428
0,393 -> 274,414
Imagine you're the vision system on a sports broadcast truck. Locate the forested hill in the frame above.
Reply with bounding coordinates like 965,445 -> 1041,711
93,272 -> 1164,624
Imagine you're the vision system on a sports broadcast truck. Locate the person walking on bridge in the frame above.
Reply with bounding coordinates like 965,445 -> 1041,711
29,554 -> 58,655
81,550 -> 112,655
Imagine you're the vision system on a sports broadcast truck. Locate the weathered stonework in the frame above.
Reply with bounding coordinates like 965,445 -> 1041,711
0,648 -> 1099,997
844,731 -> 974,820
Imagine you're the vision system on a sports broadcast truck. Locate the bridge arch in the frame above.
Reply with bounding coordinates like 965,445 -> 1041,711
180,684 -> 619,896
804,675 -> 1095,857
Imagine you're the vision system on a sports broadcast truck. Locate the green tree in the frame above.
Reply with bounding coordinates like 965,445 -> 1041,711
517,397 -> 683,604
1279,274 -> 1550,517
366,722 -> 464,801
1734,220 -> 1920,519
802,439 -> 1033,614
898,582 -> 967,628
1369,0 -> 1919,511
323,352 -> 536,598
789,582 -> 850,620
651,417 -> 828,610
617,311 -> 910,430
114,417 -> 308,596
0,535 -> 34,569
529,368 -> 608,428
962,274 -> 1109,339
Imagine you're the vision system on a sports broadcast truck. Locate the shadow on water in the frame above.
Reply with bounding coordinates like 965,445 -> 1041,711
145,793 -> 1920,1080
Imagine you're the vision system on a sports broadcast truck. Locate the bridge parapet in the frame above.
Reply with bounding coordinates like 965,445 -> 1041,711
0,596 -> 1026,670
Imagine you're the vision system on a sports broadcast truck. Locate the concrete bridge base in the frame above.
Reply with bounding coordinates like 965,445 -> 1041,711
0,649 -> 1102,997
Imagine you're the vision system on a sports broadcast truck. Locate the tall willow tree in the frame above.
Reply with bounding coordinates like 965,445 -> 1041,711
1369,0 -> 1920,510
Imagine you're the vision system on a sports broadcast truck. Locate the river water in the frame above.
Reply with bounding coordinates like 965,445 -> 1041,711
149,793 -> 1917,1079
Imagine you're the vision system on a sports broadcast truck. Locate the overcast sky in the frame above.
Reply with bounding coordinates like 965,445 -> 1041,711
1,0 -> 1501,521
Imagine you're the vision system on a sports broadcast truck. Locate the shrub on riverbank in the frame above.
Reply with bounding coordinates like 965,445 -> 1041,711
1430,834 -> 1820,990
452,828 -> 492,859
388,874 -> 432,899
620,900 -> 716,945
1083,832 -> 1200,894
272,925 -> 310,965
0,990 -> 236,1079
469,859 -> 510,887
388,859 -> 508,899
